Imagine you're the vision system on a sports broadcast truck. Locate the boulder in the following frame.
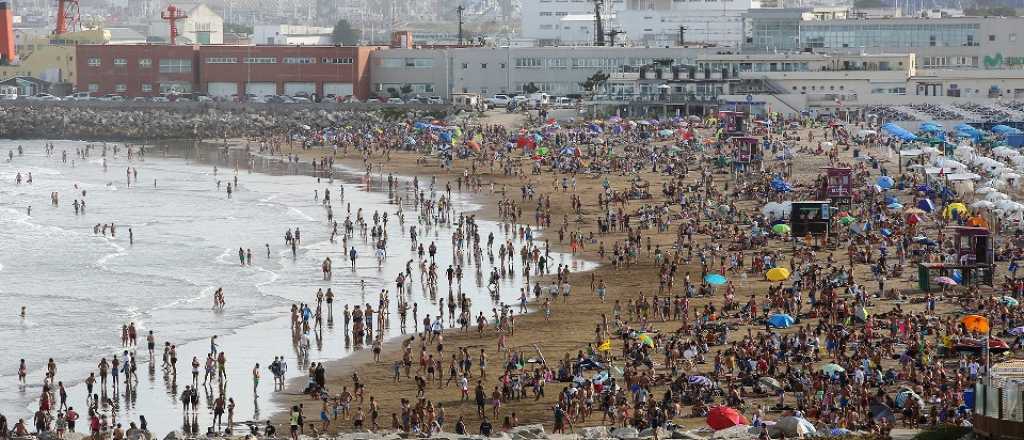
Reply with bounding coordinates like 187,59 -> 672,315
611,427 -> 640,440
580,426 -> 610,439
638,428 -> 669,439
510,424 -> 546,440
709,425 -> 757,440
163,431 -> 185,440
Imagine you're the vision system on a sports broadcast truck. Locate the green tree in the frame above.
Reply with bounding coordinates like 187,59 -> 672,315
523,82 -> 540,94
579,70 -> 611,94
386,87 -> 399,98
223,22 -> 253,34
331,19 -> 360,45
400,84 -> 414,96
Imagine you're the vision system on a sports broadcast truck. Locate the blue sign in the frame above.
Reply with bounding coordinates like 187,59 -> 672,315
746,94 -> 754,103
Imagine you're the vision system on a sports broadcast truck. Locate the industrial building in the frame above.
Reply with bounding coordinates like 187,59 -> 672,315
75,44 -> 378,99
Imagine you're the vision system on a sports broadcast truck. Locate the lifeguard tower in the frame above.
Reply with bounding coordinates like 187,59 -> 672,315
789,201 -> 831,238
718,110 -> 746,137
918,226 -> 994,291
729,136 -> 762,175
818,167 -> 853,210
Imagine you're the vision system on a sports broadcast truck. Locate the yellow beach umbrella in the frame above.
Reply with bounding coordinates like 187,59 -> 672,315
766,267 -> 791,282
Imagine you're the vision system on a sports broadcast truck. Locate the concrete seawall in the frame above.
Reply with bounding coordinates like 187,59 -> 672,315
0,101 -> 448,141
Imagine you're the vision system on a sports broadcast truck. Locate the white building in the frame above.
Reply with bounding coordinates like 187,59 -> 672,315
253,25 -> 334,45
519,0 -> 748,47
147,3 -> 223,45
519,0 -> 622,45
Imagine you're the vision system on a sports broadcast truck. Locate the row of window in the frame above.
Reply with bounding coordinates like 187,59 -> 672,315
85,82 -> 193,93
87,56 -> 355,68
379,58 -> 434,69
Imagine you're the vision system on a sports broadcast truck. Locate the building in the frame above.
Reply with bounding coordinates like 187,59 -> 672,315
76,44 -> 197,96
253,25 -> 334,45
744,10 -> 1024,71
197,45 -> 376,99
371,46 -> 699,100
1,27 -> 110,86
518,0 -> 747,47
75,44 -> 378,99
147,3 -> 223,45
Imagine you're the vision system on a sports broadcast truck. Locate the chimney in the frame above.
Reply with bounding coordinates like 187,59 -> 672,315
390,31 -> 413,49
0,1 -> 14,64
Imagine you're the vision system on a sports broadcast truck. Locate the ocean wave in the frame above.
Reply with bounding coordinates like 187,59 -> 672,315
286,207 -> 316,222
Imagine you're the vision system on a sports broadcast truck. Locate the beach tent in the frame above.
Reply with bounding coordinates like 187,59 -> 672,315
706,406 -> 749,430
768,313 -> 795,328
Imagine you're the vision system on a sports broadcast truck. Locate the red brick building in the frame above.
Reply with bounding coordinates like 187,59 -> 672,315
76,44 -> 378,100
76,44 -> 197,96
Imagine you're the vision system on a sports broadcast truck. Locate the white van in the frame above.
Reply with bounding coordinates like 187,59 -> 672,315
528,93 -> 550,108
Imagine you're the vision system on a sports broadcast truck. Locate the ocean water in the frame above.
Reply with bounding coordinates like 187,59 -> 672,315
0,140 -> 596,434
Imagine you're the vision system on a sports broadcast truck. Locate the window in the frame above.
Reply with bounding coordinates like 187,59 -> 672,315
142,84 -> 153,93
539,24 -> 553,30
284,57 -> 315,64
1012,33 -> 1018,42
139,58 -> 152,68
548,58 -> 568,69
206,57 -> 238,64
539,11 -> 553,16
113,58 -> 127,66
321,57 -> 353,64
115,84 -> 127,92
461,62 -> 468,69
405,58 -> 433,69
989,34 -> 996,41
245,57 -> 277,64
481,63 -> 487,69
159,58 -> 192,73
87,57 -> 101,67
87,83 -> 98,92
380,58 -> 403,68
514,57 -> 543,68
500,63 -> 506,69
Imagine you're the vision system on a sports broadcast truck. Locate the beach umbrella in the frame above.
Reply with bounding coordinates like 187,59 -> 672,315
706,406 -> 748,431
637,333 -> 654,347
758,377 -> 783,392
704,273 -> 727,286
820,363 -> 845,375
775,416 -> 816,437
658,129 -> 674,137
917,199 -> 935,213
944,202 -> 969,219
870,403 -> 895,423
768,313 -> 795,329
877,176 -> 895,190
961,314 -> 990,333
887,202 -> 904,210
772,224 -> 791,234
895,388 -> 922,409
934,276 -> 957,286
971,200 -> 995,210
1010,326 -> 1024,336
831,428 -> 854,437
688,375 -> 713,387
1000,296 -> 1019,307
906,213 -> 923,225
766,267 -> 790,282
840,215 -> 856,225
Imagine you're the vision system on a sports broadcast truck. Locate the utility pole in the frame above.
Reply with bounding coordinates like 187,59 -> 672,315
678,25 -> 687,46
592,0 -> 604,46
456,5 -> 465,45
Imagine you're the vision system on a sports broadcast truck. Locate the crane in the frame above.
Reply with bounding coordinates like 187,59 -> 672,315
592,0 -> 604,46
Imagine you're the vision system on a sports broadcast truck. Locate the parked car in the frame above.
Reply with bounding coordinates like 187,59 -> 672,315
150,96 -> 170,102
291,96 -> 311,103
485,94 -> 511,106
64,92 -> 94,101
98,94 -> 125,101
386,97 -> 404,104
195,95 -> 214,103
427,96 -> 444,104
29,93 -> 62,101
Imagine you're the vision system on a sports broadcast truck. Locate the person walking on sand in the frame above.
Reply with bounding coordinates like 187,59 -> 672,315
252,363 -> 260,397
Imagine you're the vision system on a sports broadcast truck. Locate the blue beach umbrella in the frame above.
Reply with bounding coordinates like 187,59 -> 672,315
877,176 -> 895,189
768,313 -> 795,328
704,273 -> 727,286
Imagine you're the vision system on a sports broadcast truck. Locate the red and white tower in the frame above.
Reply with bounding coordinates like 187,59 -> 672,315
161,5 -> 189,45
